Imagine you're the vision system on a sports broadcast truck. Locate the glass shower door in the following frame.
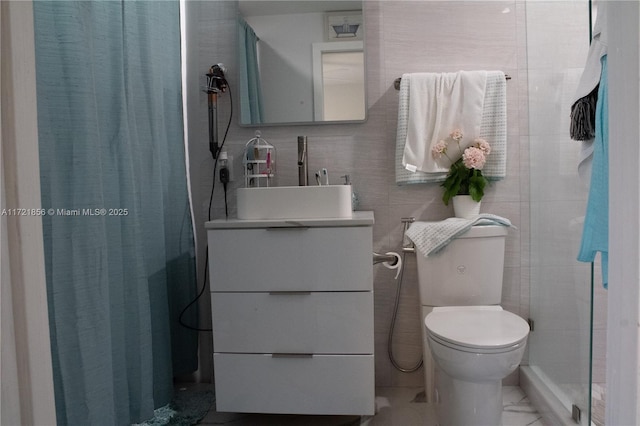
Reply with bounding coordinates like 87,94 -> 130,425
526,1 -> 594,424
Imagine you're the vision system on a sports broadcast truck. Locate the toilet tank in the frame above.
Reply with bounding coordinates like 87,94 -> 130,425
415,224 -> 507,307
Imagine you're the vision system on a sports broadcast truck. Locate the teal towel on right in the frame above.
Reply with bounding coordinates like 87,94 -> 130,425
578,55 -> 609,288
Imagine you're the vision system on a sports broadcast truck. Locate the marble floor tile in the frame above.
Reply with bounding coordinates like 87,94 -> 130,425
197,385 -> 549,426
592,382 -> 606,426
359,387 -> 437,426
502,386 -> 548,426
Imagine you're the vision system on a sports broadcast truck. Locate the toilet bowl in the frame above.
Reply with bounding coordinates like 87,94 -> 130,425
425,306 -> 529,426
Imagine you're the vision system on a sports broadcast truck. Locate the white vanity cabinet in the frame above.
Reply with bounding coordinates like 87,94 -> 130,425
206,212 -> 375,416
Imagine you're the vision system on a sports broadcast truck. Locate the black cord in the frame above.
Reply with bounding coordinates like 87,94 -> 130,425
219,163 -> 230,219
178,153 -> 218,332
223,182 -> 229,219
179,247 -> 213,332
179,81 -> 233,332
219,87 -> 233,219
207,85 -> 233,222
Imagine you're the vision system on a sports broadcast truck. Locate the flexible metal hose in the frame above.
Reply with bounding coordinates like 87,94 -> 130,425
387,249 -> 423,373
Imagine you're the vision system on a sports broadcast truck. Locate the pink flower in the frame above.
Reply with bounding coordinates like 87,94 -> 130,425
462,146 -> 487,170
450,129 -> 463,142
474,138 -> 491,155
431,139 -> 448,159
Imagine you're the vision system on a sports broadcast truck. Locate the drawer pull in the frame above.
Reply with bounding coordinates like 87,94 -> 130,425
272,353 -> 313,358
265,225 -> 310,230
268,291 -> 311,295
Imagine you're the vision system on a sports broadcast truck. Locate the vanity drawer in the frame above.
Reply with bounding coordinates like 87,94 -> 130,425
208,226 -> 372,292
211,292 -> 373,354
213,353 -> 375,415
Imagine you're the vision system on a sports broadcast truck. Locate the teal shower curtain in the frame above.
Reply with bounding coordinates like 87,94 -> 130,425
33,1 -> 198,424
238,17 -> 264,124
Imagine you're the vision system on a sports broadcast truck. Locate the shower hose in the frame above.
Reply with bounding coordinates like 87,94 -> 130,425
387,248 -> 423,373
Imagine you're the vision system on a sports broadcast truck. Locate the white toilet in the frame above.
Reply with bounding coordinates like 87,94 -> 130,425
414,224 -> 530,426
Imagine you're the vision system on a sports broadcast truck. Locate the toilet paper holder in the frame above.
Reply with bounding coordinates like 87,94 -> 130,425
372,252 -> 399,265
372,217 -> 416,265
373,251 -> 402,279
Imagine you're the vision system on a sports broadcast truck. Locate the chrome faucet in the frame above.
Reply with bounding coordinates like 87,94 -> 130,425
297,136 -> 308,186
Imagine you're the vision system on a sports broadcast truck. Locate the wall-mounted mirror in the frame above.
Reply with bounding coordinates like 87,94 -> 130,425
238,1 -> 366,126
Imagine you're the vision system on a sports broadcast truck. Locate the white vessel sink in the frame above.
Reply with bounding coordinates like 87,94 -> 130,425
237,185 -> 353,220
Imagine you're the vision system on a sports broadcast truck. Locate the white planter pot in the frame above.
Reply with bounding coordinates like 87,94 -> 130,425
452,195 -> 481,219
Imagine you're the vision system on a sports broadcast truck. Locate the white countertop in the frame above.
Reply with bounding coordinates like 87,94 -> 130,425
205,211 -> 374,229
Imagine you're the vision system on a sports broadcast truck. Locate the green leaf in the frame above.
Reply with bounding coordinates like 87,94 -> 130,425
440,160 -> 490,204
441,171 -> 459,205
468,173 -> 487,202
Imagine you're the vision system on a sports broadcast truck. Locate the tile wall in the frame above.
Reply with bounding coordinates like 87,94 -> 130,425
185,0 -> 530,387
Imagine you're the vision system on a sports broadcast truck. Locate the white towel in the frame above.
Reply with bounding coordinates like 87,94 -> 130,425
405,214 -> 513,257
573,2 -> 608,185
402,71 -> 487,174
396,71 -> 507,185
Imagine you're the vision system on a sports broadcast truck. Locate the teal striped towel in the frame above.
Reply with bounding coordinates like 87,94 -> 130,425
405,214 -> 513,257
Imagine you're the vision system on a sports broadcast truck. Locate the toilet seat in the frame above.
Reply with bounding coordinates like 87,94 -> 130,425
425,306 -> 530,354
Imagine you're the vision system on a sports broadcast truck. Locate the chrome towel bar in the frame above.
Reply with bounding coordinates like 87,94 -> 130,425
394,74 -> 511,90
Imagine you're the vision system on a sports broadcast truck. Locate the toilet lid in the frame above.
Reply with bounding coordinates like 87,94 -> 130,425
425,307 -> 530,350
